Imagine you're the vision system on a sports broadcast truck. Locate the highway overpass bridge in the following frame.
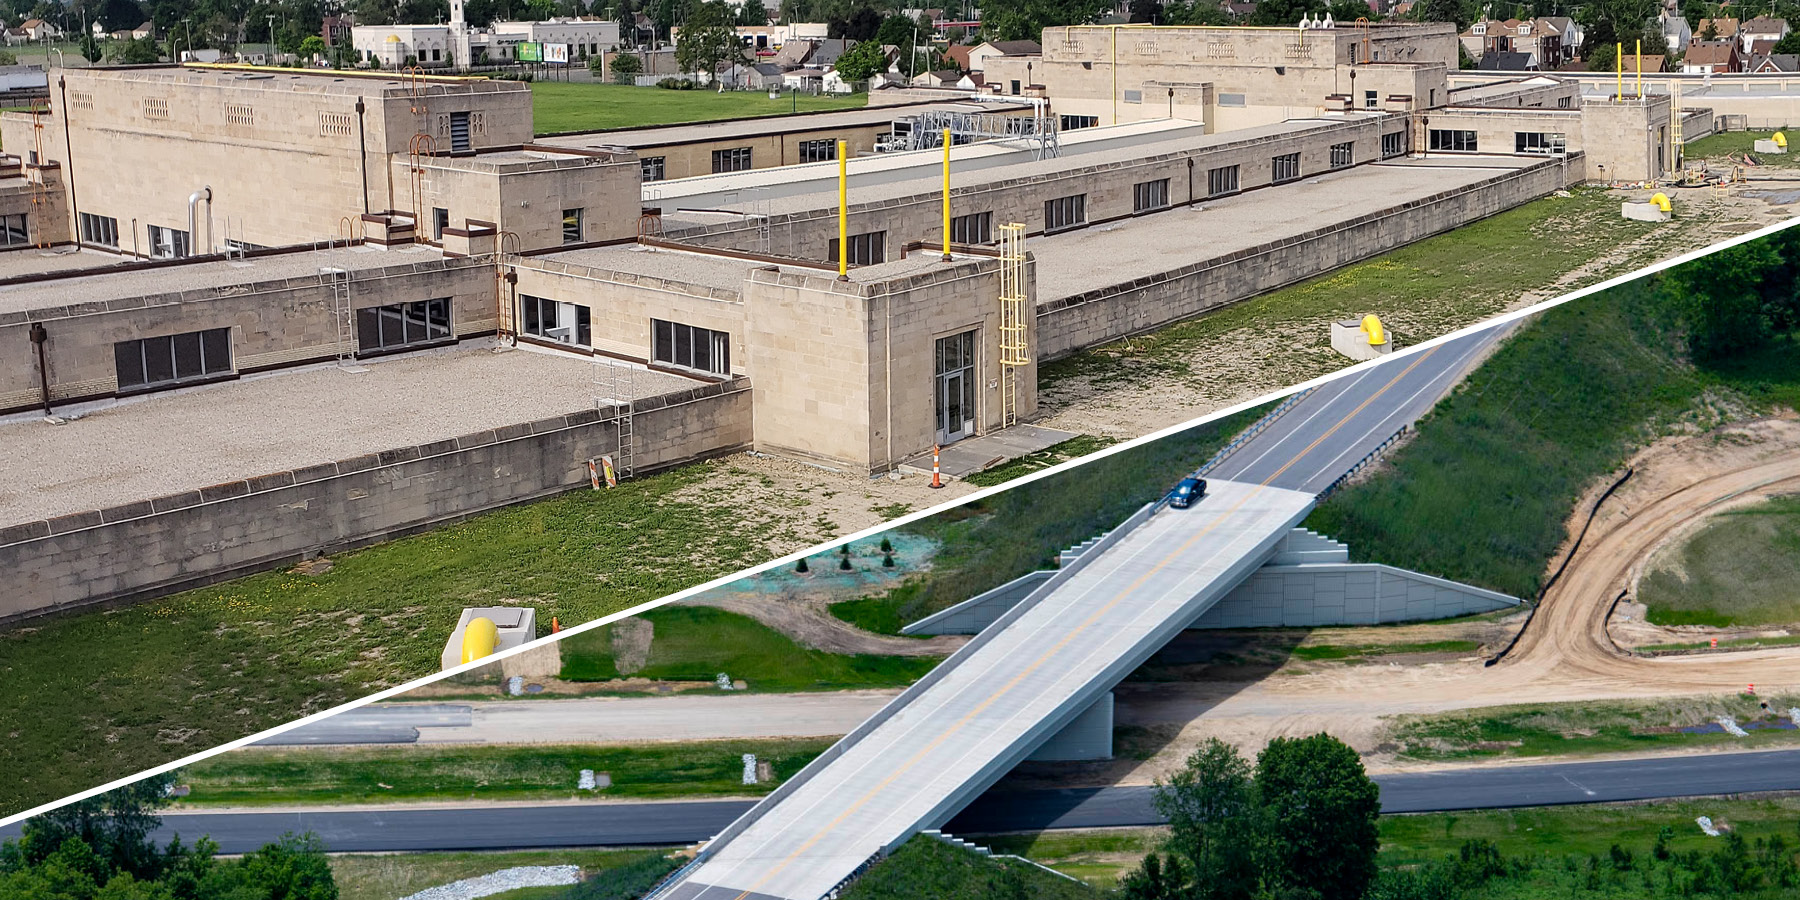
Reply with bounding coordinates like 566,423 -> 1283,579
658,324 -> 1515,900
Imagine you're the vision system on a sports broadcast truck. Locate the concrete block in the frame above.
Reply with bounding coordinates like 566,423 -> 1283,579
1621,201 -> 1671,223
1754,139 -> 1787,154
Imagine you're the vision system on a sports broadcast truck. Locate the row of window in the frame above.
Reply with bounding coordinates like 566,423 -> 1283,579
1427,130 -> 1565,154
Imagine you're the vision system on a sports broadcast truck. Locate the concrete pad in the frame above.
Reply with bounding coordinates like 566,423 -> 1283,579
901,423 -> 1079,478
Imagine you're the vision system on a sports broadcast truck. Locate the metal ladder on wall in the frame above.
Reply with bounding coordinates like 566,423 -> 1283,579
595,356 -> 635,482
320,265 -> 354,365
997,223 -> 1030,429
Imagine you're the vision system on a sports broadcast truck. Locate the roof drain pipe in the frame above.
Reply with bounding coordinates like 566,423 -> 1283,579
187,186 -> 212,257
30,322 -> 52,416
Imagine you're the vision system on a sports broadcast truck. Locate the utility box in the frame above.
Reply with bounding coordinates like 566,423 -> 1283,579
1621,200 -> 1672,223
1331,317 -> 1395,361
1754,138 -> 1788,154
441,606 -> 537,671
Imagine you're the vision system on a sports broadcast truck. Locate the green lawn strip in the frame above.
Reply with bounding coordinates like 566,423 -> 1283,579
1385,695 -> 1800,762
1640,634 -> 1800,653
558,606 -> 941,691
530,82 -> 866,134
975,828 -> 1161,887
1289,639 -> 1482,661
1379,797 -> 1800,867
0,460 -> 797,817
962,435 -> 1120,488
841,405 -> 1271,630
1307,281 -> 1800,602
828,582 -> 929,637
1039,187 -> 1676,394
1685,131 -> 1800,168
179,738 -> 834,806
840,834 -> 1100,899
1640,494 -> 1800,627
331,849 -> 675,900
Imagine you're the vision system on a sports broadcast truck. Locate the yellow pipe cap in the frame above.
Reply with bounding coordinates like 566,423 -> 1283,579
460,616 -> 499,664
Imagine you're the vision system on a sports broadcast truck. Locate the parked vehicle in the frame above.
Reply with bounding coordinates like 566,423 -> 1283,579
1170,476 -> 1207,508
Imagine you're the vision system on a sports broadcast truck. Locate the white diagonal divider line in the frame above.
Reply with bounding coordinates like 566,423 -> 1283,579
5,212 -> 1798,831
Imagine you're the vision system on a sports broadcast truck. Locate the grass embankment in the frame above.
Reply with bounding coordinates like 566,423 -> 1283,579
0,461 -> 814,818
963,435 -> 1120,487
1290,639 -> 1482,661
1639,494 -> 1800,627
181,738 -> 834,806
1686,131 -> 1800,168
332,850 -> 675,900
557,606 -> 941,691
832,405 -> 1270,633
530,82 -> 867,134
1040,187 -> 1703,396
841,834 -> 1099,900
1384,695 -> 1800,762
1307,280 -> 1800,601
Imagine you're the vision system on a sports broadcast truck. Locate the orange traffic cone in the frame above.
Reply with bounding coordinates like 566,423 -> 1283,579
930,444 -> 944,489
551,616 -> 561,633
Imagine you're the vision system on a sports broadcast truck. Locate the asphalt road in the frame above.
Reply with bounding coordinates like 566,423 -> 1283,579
1208,323 -> 1506,494
9,750 -> 1795,854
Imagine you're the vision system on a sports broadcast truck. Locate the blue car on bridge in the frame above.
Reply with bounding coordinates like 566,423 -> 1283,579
1169,476 -> 1208,509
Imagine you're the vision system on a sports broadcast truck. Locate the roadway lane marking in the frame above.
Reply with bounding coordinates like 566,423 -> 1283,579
1257,345 -> 1441,488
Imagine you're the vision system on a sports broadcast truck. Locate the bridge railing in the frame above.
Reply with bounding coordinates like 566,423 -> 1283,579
1315,423 -> 1409,503
1194,387 -> 1316,479
664,498 -> 1167,883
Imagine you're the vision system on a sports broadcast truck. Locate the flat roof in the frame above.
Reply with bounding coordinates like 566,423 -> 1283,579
0,246 -> 140,281
527,243 -> 759,293
537,100 -> 1006,149
0,244 -> 453,318
0,344 -> 701,527
1033,155 -> 1547,303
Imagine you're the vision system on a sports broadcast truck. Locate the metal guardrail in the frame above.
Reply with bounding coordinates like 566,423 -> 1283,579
1315,424 -> 1409,504
641,855 -> 708,900
1192,387 -> 1316,480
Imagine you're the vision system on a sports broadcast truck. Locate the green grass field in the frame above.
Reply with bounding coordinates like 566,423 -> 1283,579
0,460 -> 820,818
180,737 -> 834,806
332,850 -> 675,900
1306,279 -> 1800,602
1639,494 -> 1800,627
1379,797 -> 1800,866
1686,131 -> 1800,168
557,606 -> 941,691
1384,694 -> 1800,762
530,82 -> 867,134
842,834 -> 1099,899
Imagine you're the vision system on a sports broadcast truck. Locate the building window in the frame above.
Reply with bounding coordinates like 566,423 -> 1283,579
1271,152 -> 1301,184
79,212 -> 118,247
641,156 -> 666,182
1059,115 -> 1099,130
147,224 -> 191,259
1123,89 -> 1142,103
798,139 -> 837,162
1329,142 -> 1354,169
951,211 -> 993,245
1010,79 -> 1020,94
114,328 -> 232,392
1133,178 -> 1169,213
0,213 -> 25,247
1557,96 -> 1572,108
521,294 -> 591,347
652,319 -> 731,376
432,207 -> 449,240
1382,131 -> 1405,158
1043,194 -> 1087,232
1429,129 -> 1477,152
357,298 -> 452,353
829,230 -> 887,266
1218,92 -> 1246,107
712,147 -> 754,173
448,110 -> 472,151
1364,90 -> 1378,109
1207,165 -> 1240,196
1515,132 -> 1567,154
562,208 -> 584,244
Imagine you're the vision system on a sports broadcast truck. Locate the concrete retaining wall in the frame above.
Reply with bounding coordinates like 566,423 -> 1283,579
1034,155 -> 1578,359
0,379 -> 754,622
1187,561 -> 1519,629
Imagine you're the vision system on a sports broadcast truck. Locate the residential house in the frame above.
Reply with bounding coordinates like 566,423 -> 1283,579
943,43 -> 972,72
1683,38 -> 1741,73
1739,16 -> 1789,53
1478,50 -> 1539,70
745,61 -> 786,89
1750,52 -> 1800,72
133,21 -> 155,40
965,39 -> 1040,72
782,67 -> 825,92
1620,52 -> 1668,73
1697,17 -> 1739,43
1461,19 -> 1561,66
2,28 -> 28,46
911,68 -> 964,87
19,19 -> 59,41
1539,16 -> 1581,64
1662,12 -> 1692,53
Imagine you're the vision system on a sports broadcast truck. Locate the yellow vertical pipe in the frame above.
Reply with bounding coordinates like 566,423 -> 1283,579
837,139 -> 848,278
1616,43 -> 1623,102
1636,39 -> 1642,98
941,127 -> 952,260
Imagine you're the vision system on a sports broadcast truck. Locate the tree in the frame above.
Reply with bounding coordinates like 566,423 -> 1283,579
110,35 -> 159,62
609,50 -> 642,82
674,0 -> 744,87
1254,734 -> 1382,900
81,31 -> 105,62
1774,31 -> 1800,54
1662,233 -> 1788,361
827,5 -> 882,40
737,0 -> 765,25
1152,739 -> 1261,900
0,50 -> 16,65
832,38 -> 887,81
298,34 -> 326,59
979,0 -> 1112,41
1415,0 -> 1472,29
15,773 -> 176,880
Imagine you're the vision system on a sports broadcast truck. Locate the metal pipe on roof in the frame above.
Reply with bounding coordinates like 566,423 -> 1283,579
187,186 -> 212,256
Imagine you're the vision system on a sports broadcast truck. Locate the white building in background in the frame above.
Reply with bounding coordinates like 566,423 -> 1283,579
350,9 -> 619,68
487,18 -> 620,61
352,23 -> 455,67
